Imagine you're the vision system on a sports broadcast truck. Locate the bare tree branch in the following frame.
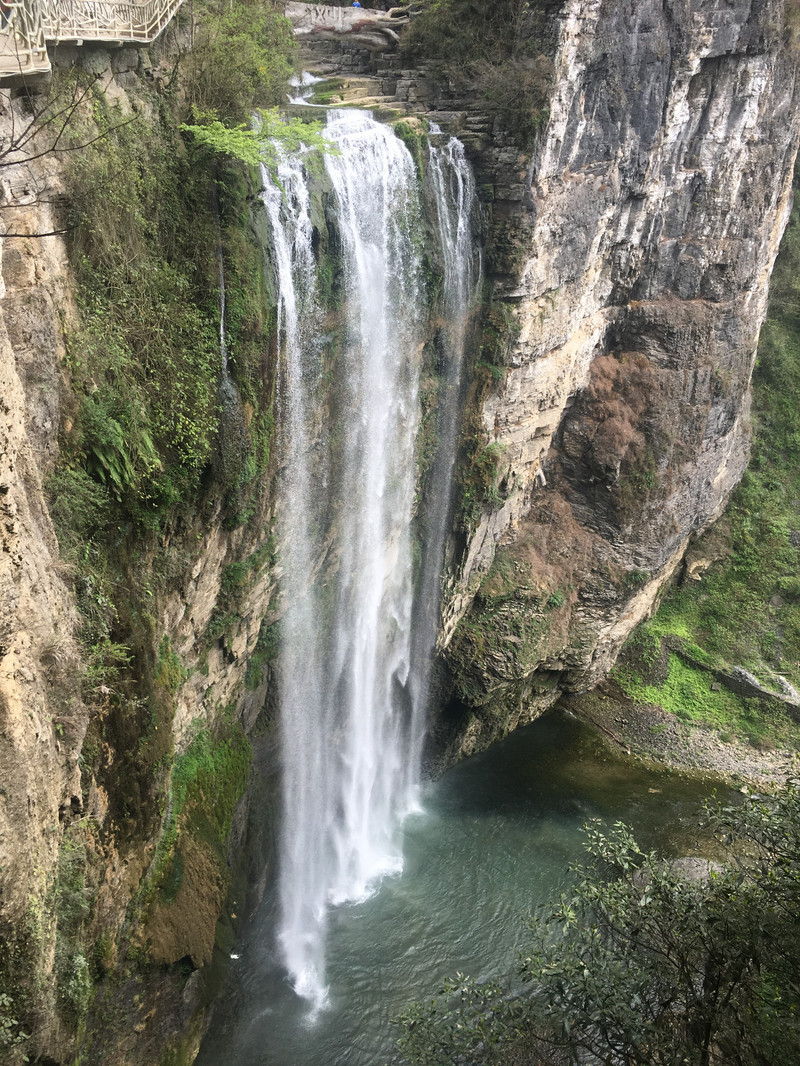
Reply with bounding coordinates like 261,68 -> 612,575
0,73 -> 140,240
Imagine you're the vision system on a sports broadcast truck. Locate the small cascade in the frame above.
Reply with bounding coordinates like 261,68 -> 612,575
211,190 -> 240,410
215,243 -> 242,411
262,110 -> 478,1012
217,243 -> 228,374
288,70 -> 323,105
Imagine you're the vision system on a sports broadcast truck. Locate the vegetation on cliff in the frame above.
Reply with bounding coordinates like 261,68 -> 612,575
402,0 -> 555,142
1,2 -> 297,1060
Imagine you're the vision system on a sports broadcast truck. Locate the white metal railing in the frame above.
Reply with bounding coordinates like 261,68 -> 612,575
0,0 -> 185,80
0,2 -> 50,78
40,0 -> 185,44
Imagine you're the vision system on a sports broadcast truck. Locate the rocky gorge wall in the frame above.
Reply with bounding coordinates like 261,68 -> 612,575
1,0 -> 799,1062
291,0 -> 800,759
436,0 -> 800,755
0,24 -> 289,1063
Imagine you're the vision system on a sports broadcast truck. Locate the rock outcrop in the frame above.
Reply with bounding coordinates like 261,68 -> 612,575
438,0 -> 800,754
285,1 -> 409,52
289,1 -> 800,756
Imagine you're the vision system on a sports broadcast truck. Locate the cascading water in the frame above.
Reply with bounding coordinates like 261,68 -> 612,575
262,109 -> 478,1012
216,243 -> 229,373
287,70 -> 324,105
408,128 -> 479,759
213,198 -> 244,464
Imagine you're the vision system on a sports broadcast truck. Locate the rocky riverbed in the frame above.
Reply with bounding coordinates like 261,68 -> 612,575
563,679 -> 798,790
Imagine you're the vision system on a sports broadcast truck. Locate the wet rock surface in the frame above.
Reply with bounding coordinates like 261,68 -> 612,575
295,2 -> 800,753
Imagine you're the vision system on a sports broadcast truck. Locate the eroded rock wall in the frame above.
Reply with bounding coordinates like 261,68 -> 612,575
0,46 -> 281,1064
0,88 -> 92,1060
439,0 -> 800,754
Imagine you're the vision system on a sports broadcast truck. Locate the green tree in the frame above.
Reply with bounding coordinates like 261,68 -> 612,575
183,0 -> 297,121
181,108 -> 335,173
398,783 -> 800,1065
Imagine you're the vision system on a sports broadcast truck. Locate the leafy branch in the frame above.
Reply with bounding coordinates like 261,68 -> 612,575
0,74 -> 138,238
180,107 -> 338,174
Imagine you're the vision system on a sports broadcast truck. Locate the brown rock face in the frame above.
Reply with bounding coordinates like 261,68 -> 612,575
0,124 -> 83,918
440,0 -> 800,754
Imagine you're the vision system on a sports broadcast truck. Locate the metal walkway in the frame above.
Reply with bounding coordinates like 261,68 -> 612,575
0,0 -> 185,81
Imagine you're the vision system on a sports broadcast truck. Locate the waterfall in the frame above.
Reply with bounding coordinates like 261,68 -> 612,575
407,130 -> 479,753
213,195 -> 243,477
216,242 -> 228,374
288,70 -> 323,105
262,110 -> 477,1010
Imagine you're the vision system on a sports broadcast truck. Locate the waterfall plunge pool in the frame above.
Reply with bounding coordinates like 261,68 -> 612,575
197,708 -> 726,1066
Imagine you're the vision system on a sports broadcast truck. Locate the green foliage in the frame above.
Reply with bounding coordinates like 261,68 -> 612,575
61,953 -> 92,1021
155,636 -> 188,694
48,4 -> 284,699
207,539 -> 275,646
480,299 -> 520,369
78,390 -> 160,500
614,628 -> 800,749
449,588 -> 550,708
51,835 -> 95,1027
0,992 -> 29,1055
399,783 -> 800,1065
244,619 -> 280,690
148,718 -> 252,905
459,439 -> 507,527
476,359 -> 505,381
45,465 -> 109,555
624,567 -> 651,588
182,0 -> 297,122
64,78 -> 220,527
392,119 -> 427,177
170,724 -> 250,843
182,108 -> 334,173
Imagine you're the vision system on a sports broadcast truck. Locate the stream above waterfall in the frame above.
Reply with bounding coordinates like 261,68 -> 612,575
197,709 -> 726,1066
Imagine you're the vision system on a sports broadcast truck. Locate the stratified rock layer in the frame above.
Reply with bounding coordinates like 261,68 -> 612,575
440,0 -> 800,754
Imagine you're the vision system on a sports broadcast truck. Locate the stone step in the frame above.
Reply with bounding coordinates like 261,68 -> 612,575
338,76 -> 382,90
342,96 -> 407,111
464,114 -> 492,128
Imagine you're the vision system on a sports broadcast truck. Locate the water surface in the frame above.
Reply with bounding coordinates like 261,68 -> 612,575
198,709 -> 724,1066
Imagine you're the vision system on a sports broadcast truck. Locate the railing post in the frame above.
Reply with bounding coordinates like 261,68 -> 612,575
0,1 -> 51,79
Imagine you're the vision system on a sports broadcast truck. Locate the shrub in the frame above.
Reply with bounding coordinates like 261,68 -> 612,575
183,0 -> 297,122
402,0 -> 554,142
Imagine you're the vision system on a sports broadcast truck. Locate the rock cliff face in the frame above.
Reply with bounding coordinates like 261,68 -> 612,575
437,0 -> 800,755
1,0 -> 799,1060
0,100 -> 90,1058
0,45 -> 281,1064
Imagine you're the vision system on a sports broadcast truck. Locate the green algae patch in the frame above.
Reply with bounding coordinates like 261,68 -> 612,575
147,718 -> 252,912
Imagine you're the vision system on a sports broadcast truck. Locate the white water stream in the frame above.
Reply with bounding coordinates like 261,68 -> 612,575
409,130 -> 479,725
262,110 -> 477,1009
